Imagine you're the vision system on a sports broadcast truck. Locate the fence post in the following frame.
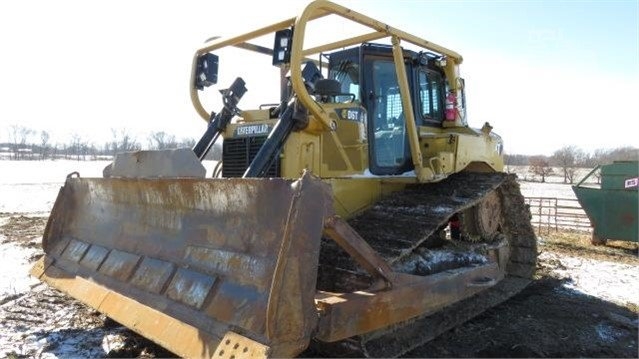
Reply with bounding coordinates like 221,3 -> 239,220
553,198 -> 558,232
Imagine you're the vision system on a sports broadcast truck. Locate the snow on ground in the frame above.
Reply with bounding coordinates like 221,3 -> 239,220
540,251 -> 639,307
0,230 -> 131,358
0,282 -> 130,358
0,238 -> 40,300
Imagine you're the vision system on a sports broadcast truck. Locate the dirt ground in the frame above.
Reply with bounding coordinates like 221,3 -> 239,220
404,231 -> 638,358
1,215 -> 637,358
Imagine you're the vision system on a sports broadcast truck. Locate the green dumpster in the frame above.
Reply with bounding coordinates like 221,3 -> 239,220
572,161 -> 638,245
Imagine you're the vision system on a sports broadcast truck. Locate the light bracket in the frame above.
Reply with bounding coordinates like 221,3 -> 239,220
195,53 -> 219,90
272,29 -> 293,66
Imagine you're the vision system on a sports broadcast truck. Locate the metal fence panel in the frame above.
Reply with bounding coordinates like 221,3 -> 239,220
524,197 -> 592,235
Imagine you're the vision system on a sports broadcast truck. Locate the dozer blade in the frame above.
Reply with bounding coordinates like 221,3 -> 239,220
31,172 -> 333,358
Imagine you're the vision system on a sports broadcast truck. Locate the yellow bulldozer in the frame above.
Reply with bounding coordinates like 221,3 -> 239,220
31,1 -> 537,357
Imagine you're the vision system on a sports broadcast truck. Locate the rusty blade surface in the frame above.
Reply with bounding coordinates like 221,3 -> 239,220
32,173 -> 332,358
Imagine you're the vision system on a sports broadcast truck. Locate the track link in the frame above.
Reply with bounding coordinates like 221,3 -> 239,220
313,172 -> 537,357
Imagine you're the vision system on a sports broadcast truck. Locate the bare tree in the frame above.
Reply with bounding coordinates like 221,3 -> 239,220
40,131 -> 50,160
529,156 -> 553,183
20,127 -> 35,160
590,146 -> 638,165
70,133 -> 87,161
50,142 -> 60,159
148,131 -> 177,150
503,153 -> 529,166
18,126 -> 34,147
604,146 -> 638,163
178,137 -> 197,149
109,129 -> 119,156
565,167 -> 579,184
110,128 -> 140,154
7,125 -> 19,159
552,145 -> 586,184
7,125 -> 35,160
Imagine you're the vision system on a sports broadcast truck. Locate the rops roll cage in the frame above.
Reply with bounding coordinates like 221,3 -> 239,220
189,0 -> 465,181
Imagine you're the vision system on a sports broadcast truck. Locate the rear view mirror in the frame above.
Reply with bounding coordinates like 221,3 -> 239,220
195,53 -> 219,90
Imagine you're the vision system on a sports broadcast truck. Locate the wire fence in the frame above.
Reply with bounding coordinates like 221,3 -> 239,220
524,197 -> 592,235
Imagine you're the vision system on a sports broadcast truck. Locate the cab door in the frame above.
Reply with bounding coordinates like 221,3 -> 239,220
363,57 -> 413,175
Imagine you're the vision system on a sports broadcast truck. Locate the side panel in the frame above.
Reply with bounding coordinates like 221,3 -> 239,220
281,132 -> 321,178
420,132 -> 458,175
573,186 -> 638,242
454,132 -> 504,172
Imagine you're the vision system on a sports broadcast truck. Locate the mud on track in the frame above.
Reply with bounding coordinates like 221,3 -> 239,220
1,215 -> 637,358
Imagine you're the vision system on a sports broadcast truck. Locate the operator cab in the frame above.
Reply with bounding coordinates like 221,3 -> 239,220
326,43 -> 447,175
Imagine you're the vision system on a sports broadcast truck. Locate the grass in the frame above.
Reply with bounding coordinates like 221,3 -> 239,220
539,229 -> 638,264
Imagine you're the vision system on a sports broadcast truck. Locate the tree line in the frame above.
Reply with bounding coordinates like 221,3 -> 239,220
2,125 -> 636,184
505,146 -> 638,183
1,125 -> 223,161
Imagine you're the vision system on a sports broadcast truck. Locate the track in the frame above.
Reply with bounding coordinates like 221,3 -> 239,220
313,172 -> 537,357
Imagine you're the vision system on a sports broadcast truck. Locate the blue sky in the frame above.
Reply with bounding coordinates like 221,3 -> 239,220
0,0 -> 637,155
424,0 -> 638,74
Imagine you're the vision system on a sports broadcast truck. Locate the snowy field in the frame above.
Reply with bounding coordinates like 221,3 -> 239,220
0,160 -> 110,214
510,165 -> 599,200
0,159 -> 636,358
0,160 -> 219,213
519,181 -> 578,200
539,251 -> 638,308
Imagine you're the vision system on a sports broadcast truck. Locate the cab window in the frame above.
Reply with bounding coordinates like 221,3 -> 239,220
418,70 -> 444,124
329,60 -> 360,101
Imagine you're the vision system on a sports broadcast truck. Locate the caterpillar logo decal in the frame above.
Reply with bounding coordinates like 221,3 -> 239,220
234,124 -> 272,137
